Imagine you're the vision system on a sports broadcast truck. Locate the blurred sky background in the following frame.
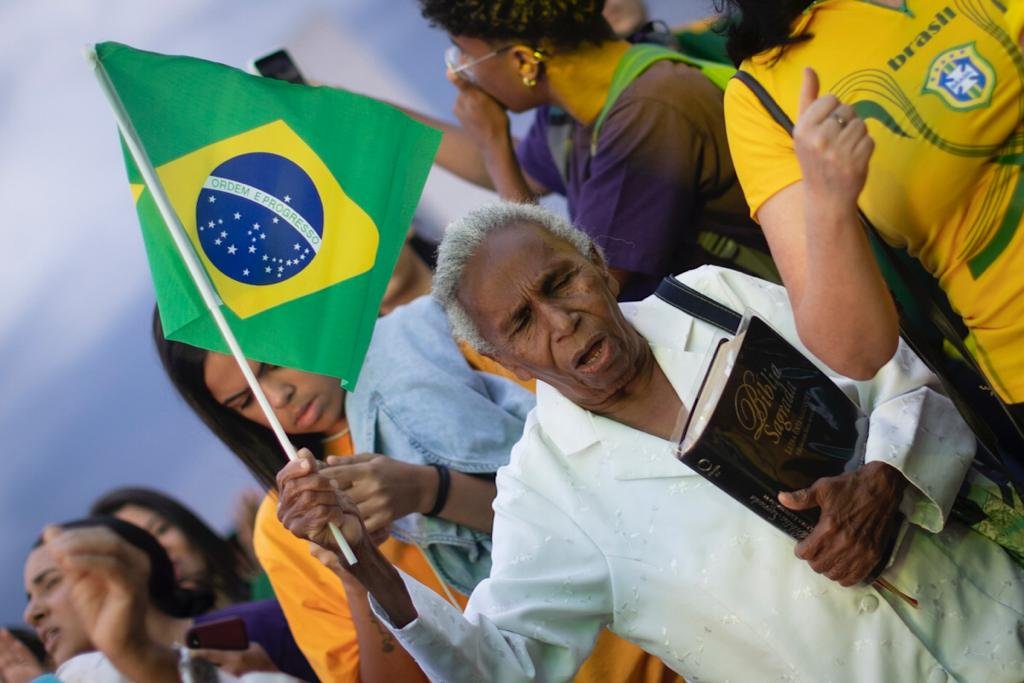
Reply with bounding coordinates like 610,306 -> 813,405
0,0 -> 708,620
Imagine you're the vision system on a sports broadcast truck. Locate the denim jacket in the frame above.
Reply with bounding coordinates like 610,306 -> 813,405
345,296 -> 535,594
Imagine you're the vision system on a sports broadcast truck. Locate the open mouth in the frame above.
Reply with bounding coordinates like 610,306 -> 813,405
41,627 -> 59,654
575,336 -> 608,372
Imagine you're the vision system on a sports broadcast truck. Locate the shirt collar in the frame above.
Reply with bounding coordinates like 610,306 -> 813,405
533,298 -> 710,480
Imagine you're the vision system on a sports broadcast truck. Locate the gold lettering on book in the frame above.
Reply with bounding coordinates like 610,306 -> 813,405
734,363 -> 798,444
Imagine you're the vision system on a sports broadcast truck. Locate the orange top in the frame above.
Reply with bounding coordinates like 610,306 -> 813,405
254,432 -> 467,681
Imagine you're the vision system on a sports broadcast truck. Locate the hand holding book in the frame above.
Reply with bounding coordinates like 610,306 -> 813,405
674,312 -> 918,607
779,461 -> 906,587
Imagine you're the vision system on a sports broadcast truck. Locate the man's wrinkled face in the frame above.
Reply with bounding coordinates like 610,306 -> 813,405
458,221 -> 648,411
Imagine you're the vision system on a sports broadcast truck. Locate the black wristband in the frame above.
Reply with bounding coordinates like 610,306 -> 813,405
425,464 -> 451,517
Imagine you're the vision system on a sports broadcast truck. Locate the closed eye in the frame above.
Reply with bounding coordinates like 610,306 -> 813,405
227,363 -> 269,411
547,266 -> 579,294
510,306 -> 531,337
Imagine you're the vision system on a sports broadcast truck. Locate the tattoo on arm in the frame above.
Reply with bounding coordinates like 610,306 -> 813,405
372,617 -> 396,653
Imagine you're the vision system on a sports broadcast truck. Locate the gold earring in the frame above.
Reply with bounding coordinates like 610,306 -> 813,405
522,75 -> 537,87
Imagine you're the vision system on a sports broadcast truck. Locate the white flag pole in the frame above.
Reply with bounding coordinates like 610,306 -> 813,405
86,46 -> 358,565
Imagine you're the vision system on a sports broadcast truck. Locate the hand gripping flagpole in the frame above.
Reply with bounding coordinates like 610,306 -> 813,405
86,46 -> 358,566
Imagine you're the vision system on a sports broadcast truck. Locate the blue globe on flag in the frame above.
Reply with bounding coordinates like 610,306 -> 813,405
196,152 -> 324,286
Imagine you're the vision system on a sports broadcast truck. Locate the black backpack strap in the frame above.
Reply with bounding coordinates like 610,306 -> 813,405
655,276 -> 741,334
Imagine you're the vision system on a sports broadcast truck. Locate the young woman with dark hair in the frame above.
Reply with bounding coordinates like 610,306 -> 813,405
719,0 -> 1024,422
152,295 -> 537,682
90,487 -> 252,609
412,0 -> 775,301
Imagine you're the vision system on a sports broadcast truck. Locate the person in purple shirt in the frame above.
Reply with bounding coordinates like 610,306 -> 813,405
415,0 -> 774,300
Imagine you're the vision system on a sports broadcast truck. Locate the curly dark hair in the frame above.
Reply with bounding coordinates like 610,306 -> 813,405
716,0 -> 814,66
418,0 -> 616,52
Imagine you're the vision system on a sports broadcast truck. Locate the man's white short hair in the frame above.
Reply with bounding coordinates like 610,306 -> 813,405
432,202 -> 598,355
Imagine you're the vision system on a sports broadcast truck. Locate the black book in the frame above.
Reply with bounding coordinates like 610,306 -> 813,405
675,314 -> 869,541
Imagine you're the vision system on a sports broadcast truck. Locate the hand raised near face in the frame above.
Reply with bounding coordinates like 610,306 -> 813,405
42,526 -> 152,663
779,461 -> 906,587
447,70 -> 512,150
276,449 -> 369,562
0,629 -> 45,683
793,68 -> 875,210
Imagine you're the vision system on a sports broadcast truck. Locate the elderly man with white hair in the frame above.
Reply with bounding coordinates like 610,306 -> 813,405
276,203 -> 1024,682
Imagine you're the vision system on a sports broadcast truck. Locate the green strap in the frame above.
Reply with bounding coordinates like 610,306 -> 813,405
591,44 -> 736,154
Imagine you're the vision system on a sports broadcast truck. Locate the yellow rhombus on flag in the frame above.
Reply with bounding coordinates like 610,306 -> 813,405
157,119 -> 378,319
102,41 -> 441,387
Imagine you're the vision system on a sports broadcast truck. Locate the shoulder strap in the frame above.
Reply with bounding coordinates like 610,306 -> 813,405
731,70 -> 794,133
733,69 -> 1024,485
591,44 -> 736,154
654,276 -> 741,334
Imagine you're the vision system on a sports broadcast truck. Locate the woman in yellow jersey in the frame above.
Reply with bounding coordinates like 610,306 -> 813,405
719,0 -> 1024,422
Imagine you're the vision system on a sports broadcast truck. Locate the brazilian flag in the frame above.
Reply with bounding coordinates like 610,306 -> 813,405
97,42 -> 440,388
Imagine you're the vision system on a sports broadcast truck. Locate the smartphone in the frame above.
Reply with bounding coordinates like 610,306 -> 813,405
185,616 -> 249,650
251,49 -> 308,85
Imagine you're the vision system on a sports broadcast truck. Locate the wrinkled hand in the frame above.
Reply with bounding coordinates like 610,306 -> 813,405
447,70 -> 512,151
322,454 -> 435,533
276,449 -> 369,562
42,526 -> 152,662
0,629 -> 45,683
793,68 -> 874,209
779,461 -> 906,586
191,643 -> 278,676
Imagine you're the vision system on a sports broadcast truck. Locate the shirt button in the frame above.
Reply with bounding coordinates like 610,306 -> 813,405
858,595 -> 879,613
927,667 -> 949,683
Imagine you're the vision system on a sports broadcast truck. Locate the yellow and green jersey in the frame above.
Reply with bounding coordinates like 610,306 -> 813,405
725,0 -> 1024,402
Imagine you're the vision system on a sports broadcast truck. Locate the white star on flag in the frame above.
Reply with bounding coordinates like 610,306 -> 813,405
249,245 -> 256,253
227,245 -> 237,255
214,238 -> 222,246
220,231 -> 227,238
284,195 -> 291,202
208,195 -> 216,203
294,243 -> 300,250
242,269 -> 250,276
234,212 -> 241,220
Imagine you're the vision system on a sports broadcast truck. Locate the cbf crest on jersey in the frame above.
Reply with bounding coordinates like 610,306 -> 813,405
159,120 -> 378,319
923,42 -> 996,112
